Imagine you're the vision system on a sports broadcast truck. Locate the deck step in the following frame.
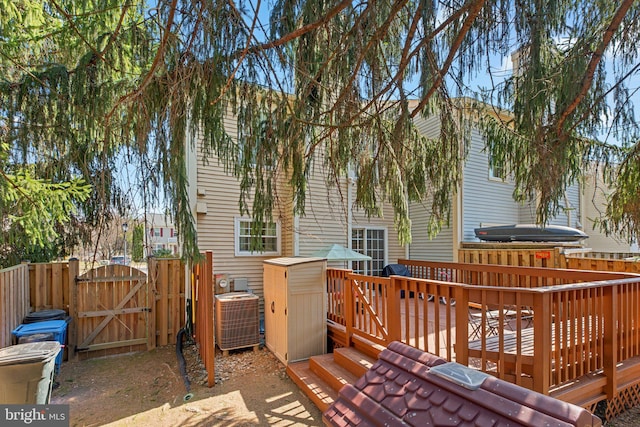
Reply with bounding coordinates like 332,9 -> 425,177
333,346 -> 378,378
287,361 -> 338,413
309,353 -> 360,392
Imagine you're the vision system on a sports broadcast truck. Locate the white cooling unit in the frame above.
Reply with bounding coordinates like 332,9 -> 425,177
215,292 -> 260,351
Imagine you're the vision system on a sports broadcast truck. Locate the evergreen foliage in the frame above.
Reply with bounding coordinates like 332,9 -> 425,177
132,224 -> 144,262
1,0 -> 639,262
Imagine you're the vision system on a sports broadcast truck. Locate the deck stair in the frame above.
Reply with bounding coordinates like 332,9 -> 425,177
286,346 -> 378,413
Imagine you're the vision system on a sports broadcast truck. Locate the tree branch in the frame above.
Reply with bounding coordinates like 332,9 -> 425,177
555,0 -> 636,134
105,0 -> 179,124
247,0 -> 353,54
410,0 -> 487,118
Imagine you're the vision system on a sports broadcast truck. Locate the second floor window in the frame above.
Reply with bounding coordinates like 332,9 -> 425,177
489,155 -> 506,181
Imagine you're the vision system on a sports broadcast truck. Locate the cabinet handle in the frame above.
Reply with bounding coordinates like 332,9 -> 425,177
271,301 -> 275,313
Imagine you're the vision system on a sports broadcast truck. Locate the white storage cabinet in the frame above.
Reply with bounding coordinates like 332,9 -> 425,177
263,257 -> 327,365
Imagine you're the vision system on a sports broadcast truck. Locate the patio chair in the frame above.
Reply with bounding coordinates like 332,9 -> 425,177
468,303 -> 503,340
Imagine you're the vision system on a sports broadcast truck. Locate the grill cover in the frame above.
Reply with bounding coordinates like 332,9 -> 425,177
380,264 -> 411,277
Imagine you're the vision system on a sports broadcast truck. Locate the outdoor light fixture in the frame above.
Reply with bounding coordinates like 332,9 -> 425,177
122,222 -> 129,265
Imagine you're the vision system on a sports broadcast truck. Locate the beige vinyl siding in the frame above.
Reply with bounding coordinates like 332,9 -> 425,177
194,113 -> 294,314
408,201 -> 455,262
297,151 -> 406,270
297,156 -> 350,257
408,112 -> 456,261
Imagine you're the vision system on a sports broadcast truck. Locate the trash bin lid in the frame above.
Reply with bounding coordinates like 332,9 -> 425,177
23,309 -> 67,324
0,342 -> 61,366
12,320 -> 69,337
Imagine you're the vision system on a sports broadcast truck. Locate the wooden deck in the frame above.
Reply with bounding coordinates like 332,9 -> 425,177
315,261 -> 640,421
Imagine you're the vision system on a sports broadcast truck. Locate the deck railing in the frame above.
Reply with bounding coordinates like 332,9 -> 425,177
326,260 -> 640,399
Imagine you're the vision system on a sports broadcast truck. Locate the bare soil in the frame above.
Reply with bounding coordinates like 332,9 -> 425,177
50,343 -> 640,426
51,344 -> 323,427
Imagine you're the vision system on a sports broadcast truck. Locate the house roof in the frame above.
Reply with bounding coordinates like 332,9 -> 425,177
323,341 -> 601,427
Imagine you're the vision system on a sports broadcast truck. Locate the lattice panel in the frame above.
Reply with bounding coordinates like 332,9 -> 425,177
591,383 -> 640,421
604,384 -> 640,421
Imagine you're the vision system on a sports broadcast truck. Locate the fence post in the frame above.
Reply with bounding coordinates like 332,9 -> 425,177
203,251 -> 215,387
68,258 -> 79,360
454,286 -> 469,364
344,274 -> 354,348
386,276 -> 401,344
532,291 -> 551,394
604,284 -> 618,399
147,256 -> 157,350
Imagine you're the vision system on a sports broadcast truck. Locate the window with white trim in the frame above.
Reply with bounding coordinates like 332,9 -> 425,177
488,154 -> 506,181
235,218 -> 281,256
351,227 -> 386,275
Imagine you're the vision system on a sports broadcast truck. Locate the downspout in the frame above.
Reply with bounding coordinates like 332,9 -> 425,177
564,192 -> 572,228
347,174 -> 355,268
293,215 -> 300,256
185,114 -> 197,336
177,111 -> 198,402
347,176 -> 354,240
454,185 -> 463,262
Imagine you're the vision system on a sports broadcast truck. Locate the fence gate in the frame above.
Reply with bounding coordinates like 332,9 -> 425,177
72,264 -> 150,358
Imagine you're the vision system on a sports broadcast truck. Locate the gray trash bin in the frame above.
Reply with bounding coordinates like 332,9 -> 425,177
0,341 -> 61,404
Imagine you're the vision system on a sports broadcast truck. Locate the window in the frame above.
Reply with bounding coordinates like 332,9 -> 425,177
489,154 -> 506,181
151,228 -> 161,237
351,227 -> 386,275
237,113 -> 277,170
235,218 -> 280,256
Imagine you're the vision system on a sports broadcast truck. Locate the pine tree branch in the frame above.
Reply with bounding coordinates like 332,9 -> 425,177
555,0 -> 636,134
247,0 -> 354,54
410,0 -> 487,118
105,0 -> 179,124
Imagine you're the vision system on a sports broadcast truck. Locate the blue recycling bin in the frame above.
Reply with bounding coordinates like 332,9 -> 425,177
12,319 -> 69,374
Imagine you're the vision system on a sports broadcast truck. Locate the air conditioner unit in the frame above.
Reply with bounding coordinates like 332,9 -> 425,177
215,292 -> 260,352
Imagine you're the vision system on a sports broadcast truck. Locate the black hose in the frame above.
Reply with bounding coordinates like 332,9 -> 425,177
176,327 -> 193,401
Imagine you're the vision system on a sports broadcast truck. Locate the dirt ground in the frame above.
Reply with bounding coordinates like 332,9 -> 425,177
50,342 -> 640,427
51,343 -> 323,427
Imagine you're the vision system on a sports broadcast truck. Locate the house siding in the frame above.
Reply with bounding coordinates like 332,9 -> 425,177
581,168 -> 635,252
408,113 -> 456,262
194,113 -> 294,314
297,154 -> 351,258
408,203 -> 455,262
193,111 -> 407,315
297,150 -> 406,270
462,127 -> 519,241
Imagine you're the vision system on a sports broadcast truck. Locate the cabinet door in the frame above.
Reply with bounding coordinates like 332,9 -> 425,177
264,266 -> 288,364
273,270 -> 288,363
263,266 -> 277,355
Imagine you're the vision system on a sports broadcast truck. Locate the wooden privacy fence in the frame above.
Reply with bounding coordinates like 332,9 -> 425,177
0,264 -> 30,347
326,260 -> 640,420
148,258 -> 186,347
563,253 -> 640,274
0,259 -> 187,358
458,242 -> 578,268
